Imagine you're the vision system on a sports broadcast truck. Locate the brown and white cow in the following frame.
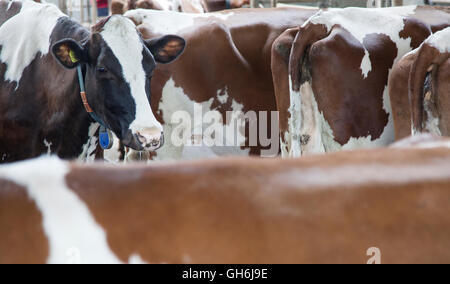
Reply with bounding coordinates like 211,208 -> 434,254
1,135 -> 450,264
0,1 -> 185,163
389,27 -> 449,140
275,6 -> 449,158
119,7 -> 317,161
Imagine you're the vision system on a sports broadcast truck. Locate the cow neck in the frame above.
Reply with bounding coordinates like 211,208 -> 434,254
76,64 -> 113,150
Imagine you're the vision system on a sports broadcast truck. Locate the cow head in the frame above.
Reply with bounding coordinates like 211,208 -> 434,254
51,15 -> 185,151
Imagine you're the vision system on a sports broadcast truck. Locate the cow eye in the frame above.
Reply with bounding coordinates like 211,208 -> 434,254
97,67 -> 107,73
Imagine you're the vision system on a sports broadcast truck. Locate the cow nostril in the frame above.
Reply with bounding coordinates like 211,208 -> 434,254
136,130 -> 164,150
136,133 -> 147,144
141,138 -> 159,148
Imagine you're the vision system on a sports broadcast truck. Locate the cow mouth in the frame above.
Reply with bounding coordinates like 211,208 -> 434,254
121,131 -> 164,152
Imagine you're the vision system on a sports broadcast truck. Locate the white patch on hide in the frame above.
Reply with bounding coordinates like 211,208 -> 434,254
0,1 -> 64,88
0,157 -> 121,264
43,139 -> 52,155
78,123 -> 100,162
156,78 -> 249,161
124,9 -> 234,35
427,27 -> 450,53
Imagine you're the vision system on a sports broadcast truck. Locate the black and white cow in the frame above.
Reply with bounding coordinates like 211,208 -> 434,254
0,1 -> 185,163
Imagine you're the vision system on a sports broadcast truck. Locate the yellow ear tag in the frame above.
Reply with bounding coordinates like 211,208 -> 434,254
69,50 -> 79,63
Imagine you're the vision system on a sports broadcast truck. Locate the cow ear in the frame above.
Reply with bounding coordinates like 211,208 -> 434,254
52,39 -> 85,69
145,35 -> 186,64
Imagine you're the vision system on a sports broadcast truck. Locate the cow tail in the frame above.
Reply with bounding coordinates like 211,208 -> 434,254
409,44 -> 448,133
289,23 -> 329,92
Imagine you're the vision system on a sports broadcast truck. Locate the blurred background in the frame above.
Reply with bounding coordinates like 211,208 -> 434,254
45,0 -> 448,27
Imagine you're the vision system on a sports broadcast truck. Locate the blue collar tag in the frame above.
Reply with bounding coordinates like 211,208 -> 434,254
99,125 -> 114,149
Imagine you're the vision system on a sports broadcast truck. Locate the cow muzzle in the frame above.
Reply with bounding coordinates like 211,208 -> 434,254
136,129 -> 165,151
122,128 -> 164,152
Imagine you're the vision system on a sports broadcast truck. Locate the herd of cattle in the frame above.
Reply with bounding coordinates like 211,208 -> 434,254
0,0 -> 449,264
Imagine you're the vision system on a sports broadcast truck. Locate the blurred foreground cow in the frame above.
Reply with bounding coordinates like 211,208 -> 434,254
390,27 -> 449,140
1,136 -> 450,264
0,1 -> 185,163
116,8 -> 317,161
274,6 -> 449,157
